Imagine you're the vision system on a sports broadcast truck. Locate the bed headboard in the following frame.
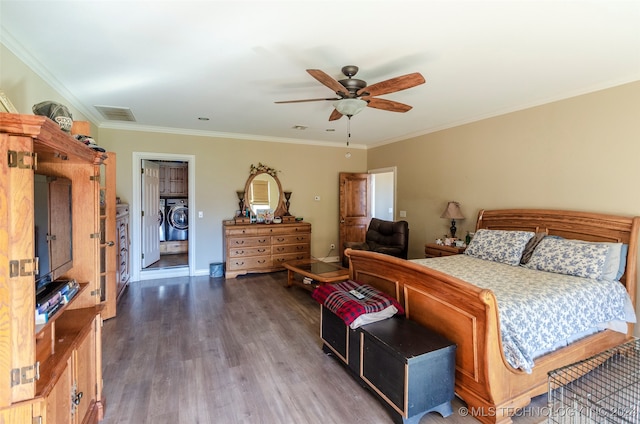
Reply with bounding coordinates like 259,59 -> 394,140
476,209 -> 640,304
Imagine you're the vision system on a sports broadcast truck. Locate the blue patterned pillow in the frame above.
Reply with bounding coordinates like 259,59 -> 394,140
464,229 -> 534,266
523,237 -> 609,279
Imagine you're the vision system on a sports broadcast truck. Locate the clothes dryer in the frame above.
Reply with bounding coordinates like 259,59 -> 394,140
159,198 -> 166,242
166,198 -> 188,241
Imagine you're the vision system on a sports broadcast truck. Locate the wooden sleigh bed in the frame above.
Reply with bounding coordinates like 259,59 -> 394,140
344,209 -> 639,424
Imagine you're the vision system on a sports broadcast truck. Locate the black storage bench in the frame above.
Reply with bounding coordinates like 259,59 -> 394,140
320,306 -> 456,424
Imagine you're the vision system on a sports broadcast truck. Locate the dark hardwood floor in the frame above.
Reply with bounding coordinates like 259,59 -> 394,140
101,272 -> 546,424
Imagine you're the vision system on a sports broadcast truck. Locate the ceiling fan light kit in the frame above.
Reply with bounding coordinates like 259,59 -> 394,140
333,98 -> 367,116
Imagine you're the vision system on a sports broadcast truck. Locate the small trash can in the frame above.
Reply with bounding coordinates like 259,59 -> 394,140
209,262 -> 224,278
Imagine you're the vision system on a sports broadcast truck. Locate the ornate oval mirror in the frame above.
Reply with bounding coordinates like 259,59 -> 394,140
242,164 -> 287,217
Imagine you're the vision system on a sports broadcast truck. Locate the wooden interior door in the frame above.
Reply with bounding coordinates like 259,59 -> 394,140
141,160 -> 160,268
339,172 -> 372,265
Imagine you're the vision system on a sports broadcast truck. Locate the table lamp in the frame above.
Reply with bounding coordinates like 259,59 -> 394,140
440,201 -> 465,238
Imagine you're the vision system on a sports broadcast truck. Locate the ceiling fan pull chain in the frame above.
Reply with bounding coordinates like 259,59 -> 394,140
347,116 -> 351,146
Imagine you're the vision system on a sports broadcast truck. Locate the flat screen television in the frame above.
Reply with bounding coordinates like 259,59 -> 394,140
34,174 -> 73,296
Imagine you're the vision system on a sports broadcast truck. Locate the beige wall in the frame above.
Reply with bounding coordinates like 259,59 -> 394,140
368,80 -> 640,327
97,128 -> 366,273
368,81 -> 640,255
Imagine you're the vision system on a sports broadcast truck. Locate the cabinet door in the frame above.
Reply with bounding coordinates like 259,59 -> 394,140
167,164 -> 188,196
0,403 -> 33,423
74,322 -> 97,422
117,214 -> 130,294
0,133 -> 36,405
48,177 -> 73,275
45,357 -> 73,424
100,153 -> 117,319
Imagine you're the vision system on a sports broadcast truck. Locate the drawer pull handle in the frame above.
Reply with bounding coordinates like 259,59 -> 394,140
235,240 -> 245,245
258,249 -> 266,253
277,237 -> 285,242
258,259 -> 266,264
259,239 -> 267,243
235,261 -> 245,266
277,247 -> 284,252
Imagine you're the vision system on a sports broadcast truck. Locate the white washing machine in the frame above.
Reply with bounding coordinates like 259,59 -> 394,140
166,198 -> 188,241
159,198 -> 166,242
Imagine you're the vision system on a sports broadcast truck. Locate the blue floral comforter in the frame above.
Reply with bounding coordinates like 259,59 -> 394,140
411,255 -> 636,373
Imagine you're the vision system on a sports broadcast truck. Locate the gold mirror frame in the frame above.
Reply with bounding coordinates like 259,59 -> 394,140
243,167 -> 287,218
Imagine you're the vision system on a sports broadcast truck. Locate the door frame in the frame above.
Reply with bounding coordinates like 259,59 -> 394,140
131,152 -> 196,281
369,166 -> 397,221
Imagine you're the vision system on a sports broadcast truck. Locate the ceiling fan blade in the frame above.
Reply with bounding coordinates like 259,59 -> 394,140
364,97 -> 413,113
357,72 -> 425,97
307,69 -> 350,96
329,109 -> 343,121
275,97 -> 340,104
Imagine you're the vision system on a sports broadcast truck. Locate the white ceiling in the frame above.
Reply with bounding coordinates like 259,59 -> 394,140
2,1 -> 639,148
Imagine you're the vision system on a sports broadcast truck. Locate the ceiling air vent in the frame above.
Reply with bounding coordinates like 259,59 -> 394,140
94,105 -> 136,122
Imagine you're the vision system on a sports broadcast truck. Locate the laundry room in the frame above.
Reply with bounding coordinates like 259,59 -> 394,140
155,160 -> 189,268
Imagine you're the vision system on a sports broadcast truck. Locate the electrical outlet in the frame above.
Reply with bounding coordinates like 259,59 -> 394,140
330,243 -> 336,250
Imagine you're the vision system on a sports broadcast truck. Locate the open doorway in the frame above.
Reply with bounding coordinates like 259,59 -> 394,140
370,167 -> 397,220
131,152 -> 196,282
148,160 -> 189,270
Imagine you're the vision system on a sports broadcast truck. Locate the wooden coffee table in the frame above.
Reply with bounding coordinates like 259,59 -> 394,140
283,259 -> 349,290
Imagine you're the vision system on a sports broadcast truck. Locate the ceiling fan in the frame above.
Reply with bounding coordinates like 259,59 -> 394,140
275,65 -> 426,121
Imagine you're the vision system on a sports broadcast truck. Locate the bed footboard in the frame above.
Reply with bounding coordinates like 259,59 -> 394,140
345,248 -> 632,424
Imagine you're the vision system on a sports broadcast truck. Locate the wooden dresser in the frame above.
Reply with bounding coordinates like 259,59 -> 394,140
224,221 -> 311,278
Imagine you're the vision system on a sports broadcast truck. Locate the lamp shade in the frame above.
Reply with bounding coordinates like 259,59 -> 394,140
333,98 -> 367,116
440,201 -> 465,220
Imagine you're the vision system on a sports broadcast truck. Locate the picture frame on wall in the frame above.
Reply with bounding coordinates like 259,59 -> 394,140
0,90 -> 18,113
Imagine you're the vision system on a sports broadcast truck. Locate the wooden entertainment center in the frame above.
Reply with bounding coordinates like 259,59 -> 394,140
1,114 -> 110,423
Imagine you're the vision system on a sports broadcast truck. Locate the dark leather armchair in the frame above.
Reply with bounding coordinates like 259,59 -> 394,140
342,218 -> 409,267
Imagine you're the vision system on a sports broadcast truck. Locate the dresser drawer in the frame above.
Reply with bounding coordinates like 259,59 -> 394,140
228,246 -> 271,258
272,234 -> 311,245
272,243 -> 309,255
228,236 -> 270,248
424,244 -> 465,258
226,227 -> 258,236
257,224 -> 310,236
227,256 -> 271,270
272,252 -> 309,265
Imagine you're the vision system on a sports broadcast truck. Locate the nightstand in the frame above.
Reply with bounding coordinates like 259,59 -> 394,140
424,243 -> 466,258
